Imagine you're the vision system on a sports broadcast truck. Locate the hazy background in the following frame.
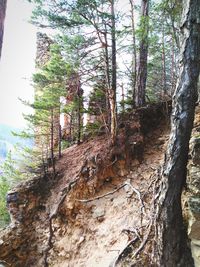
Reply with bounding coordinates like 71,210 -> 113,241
0,0 -> 36,128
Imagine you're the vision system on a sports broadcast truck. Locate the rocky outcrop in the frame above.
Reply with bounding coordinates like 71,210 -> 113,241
187,136 -> 200,266
62,72 -> 83,141
0,0 -> 7,58
35,32 -> 53,68
0,173 -> 55,266
184,106 -> 200,266
34,32 -> 61,149
86,85 -> 107,130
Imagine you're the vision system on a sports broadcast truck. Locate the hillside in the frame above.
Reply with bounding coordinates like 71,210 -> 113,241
0,103 -> 171,267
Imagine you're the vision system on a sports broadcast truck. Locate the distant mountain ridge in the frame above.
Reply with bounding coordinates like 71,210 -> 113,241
0,124 -> 33,163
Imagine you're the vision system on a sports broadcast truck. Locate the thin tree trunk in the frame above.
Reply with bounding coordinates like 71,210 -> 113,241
171,35 -> 175,96
69,114 -> 72,142
156,1 -> 200,266
77,78 -> 81,145
58,123 -> 62,159
0,0 -> 7,58
121,83 -> 125,113
58,105 -> 62,159
103,28 -> 111,127
130,0 -> 137,108
136,0 -> 149,107
162,24 -> 167,98
50,109 -> 56,175
110,0 -> 117,145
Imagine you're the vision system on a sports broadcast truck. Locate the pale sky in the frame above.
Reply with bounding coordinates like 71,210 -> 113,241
0,0 -> 36,128
0,0 -> 138,128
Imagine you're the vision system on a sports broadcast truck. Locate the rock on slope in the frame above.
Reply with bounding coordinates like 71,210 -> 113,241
0,103 -> 170,267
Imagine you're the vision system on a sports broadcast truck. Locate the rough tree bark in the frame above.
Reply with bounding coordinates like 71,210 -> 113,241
0,0 -> 7,58
135,0 -> 149,107
156,1 -> 200,266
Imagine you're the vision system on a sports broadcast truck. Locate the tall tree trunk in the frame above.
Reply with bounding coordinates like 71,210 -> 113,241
110,0 -> 117,145
121,83 -> 125,113
171,35 -> 175,96
58,123 -> 62,159
162,24 -> 167,98
135,0 -> 149,107
0,0 -> 7,58
77,77 -> 81,145
129,0 -> 137,108
103,27 -> 111,128
156,1 -> 200,266
50,109 -> 56,175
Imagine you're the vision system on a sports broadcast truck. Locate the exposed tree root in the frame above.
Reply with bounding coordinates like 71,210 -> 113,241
133,220 -> 153,258
43,178 -> 80,267
111,237 -> 139,267
122,227 -> 142,241
111,170 -> 161,267
76,182 -> 144,206
76,183 -> 127,203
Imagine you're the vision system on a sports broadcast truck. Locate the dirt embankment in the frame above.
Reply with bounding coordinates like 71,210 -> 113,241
0,103 -> 170,267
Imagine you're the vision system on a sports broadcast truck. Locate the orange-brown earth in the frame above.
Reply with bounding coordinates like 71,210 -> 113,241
0,104 -> 170,267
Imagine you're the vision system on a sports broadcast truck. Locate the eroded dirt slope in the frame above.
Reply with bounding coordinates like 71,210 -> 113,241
0,104 -> 170,267
48,126 -> 169,267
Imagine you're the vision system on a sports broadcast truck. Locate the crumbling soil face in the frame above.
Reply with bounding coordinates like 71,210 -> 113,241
47,120 -> 169,267
0,103 -> 170,267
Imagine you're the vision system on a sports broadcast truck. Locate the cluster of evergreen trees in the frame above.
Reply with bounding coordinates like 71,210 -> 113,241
0,0 -> 182,227
28,0 -> 181,144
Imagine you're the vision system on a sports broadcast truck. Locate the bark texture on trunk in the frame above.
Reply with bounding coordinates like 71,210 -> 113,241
157,1 -> 200,266
136,0 -> 149,107
0,0 -> 7,58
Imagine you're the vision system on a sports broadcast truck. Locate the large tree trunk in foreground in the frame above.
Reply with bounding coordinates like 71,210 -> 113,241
0,0 -> 7,58
157,1 -> 200,266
